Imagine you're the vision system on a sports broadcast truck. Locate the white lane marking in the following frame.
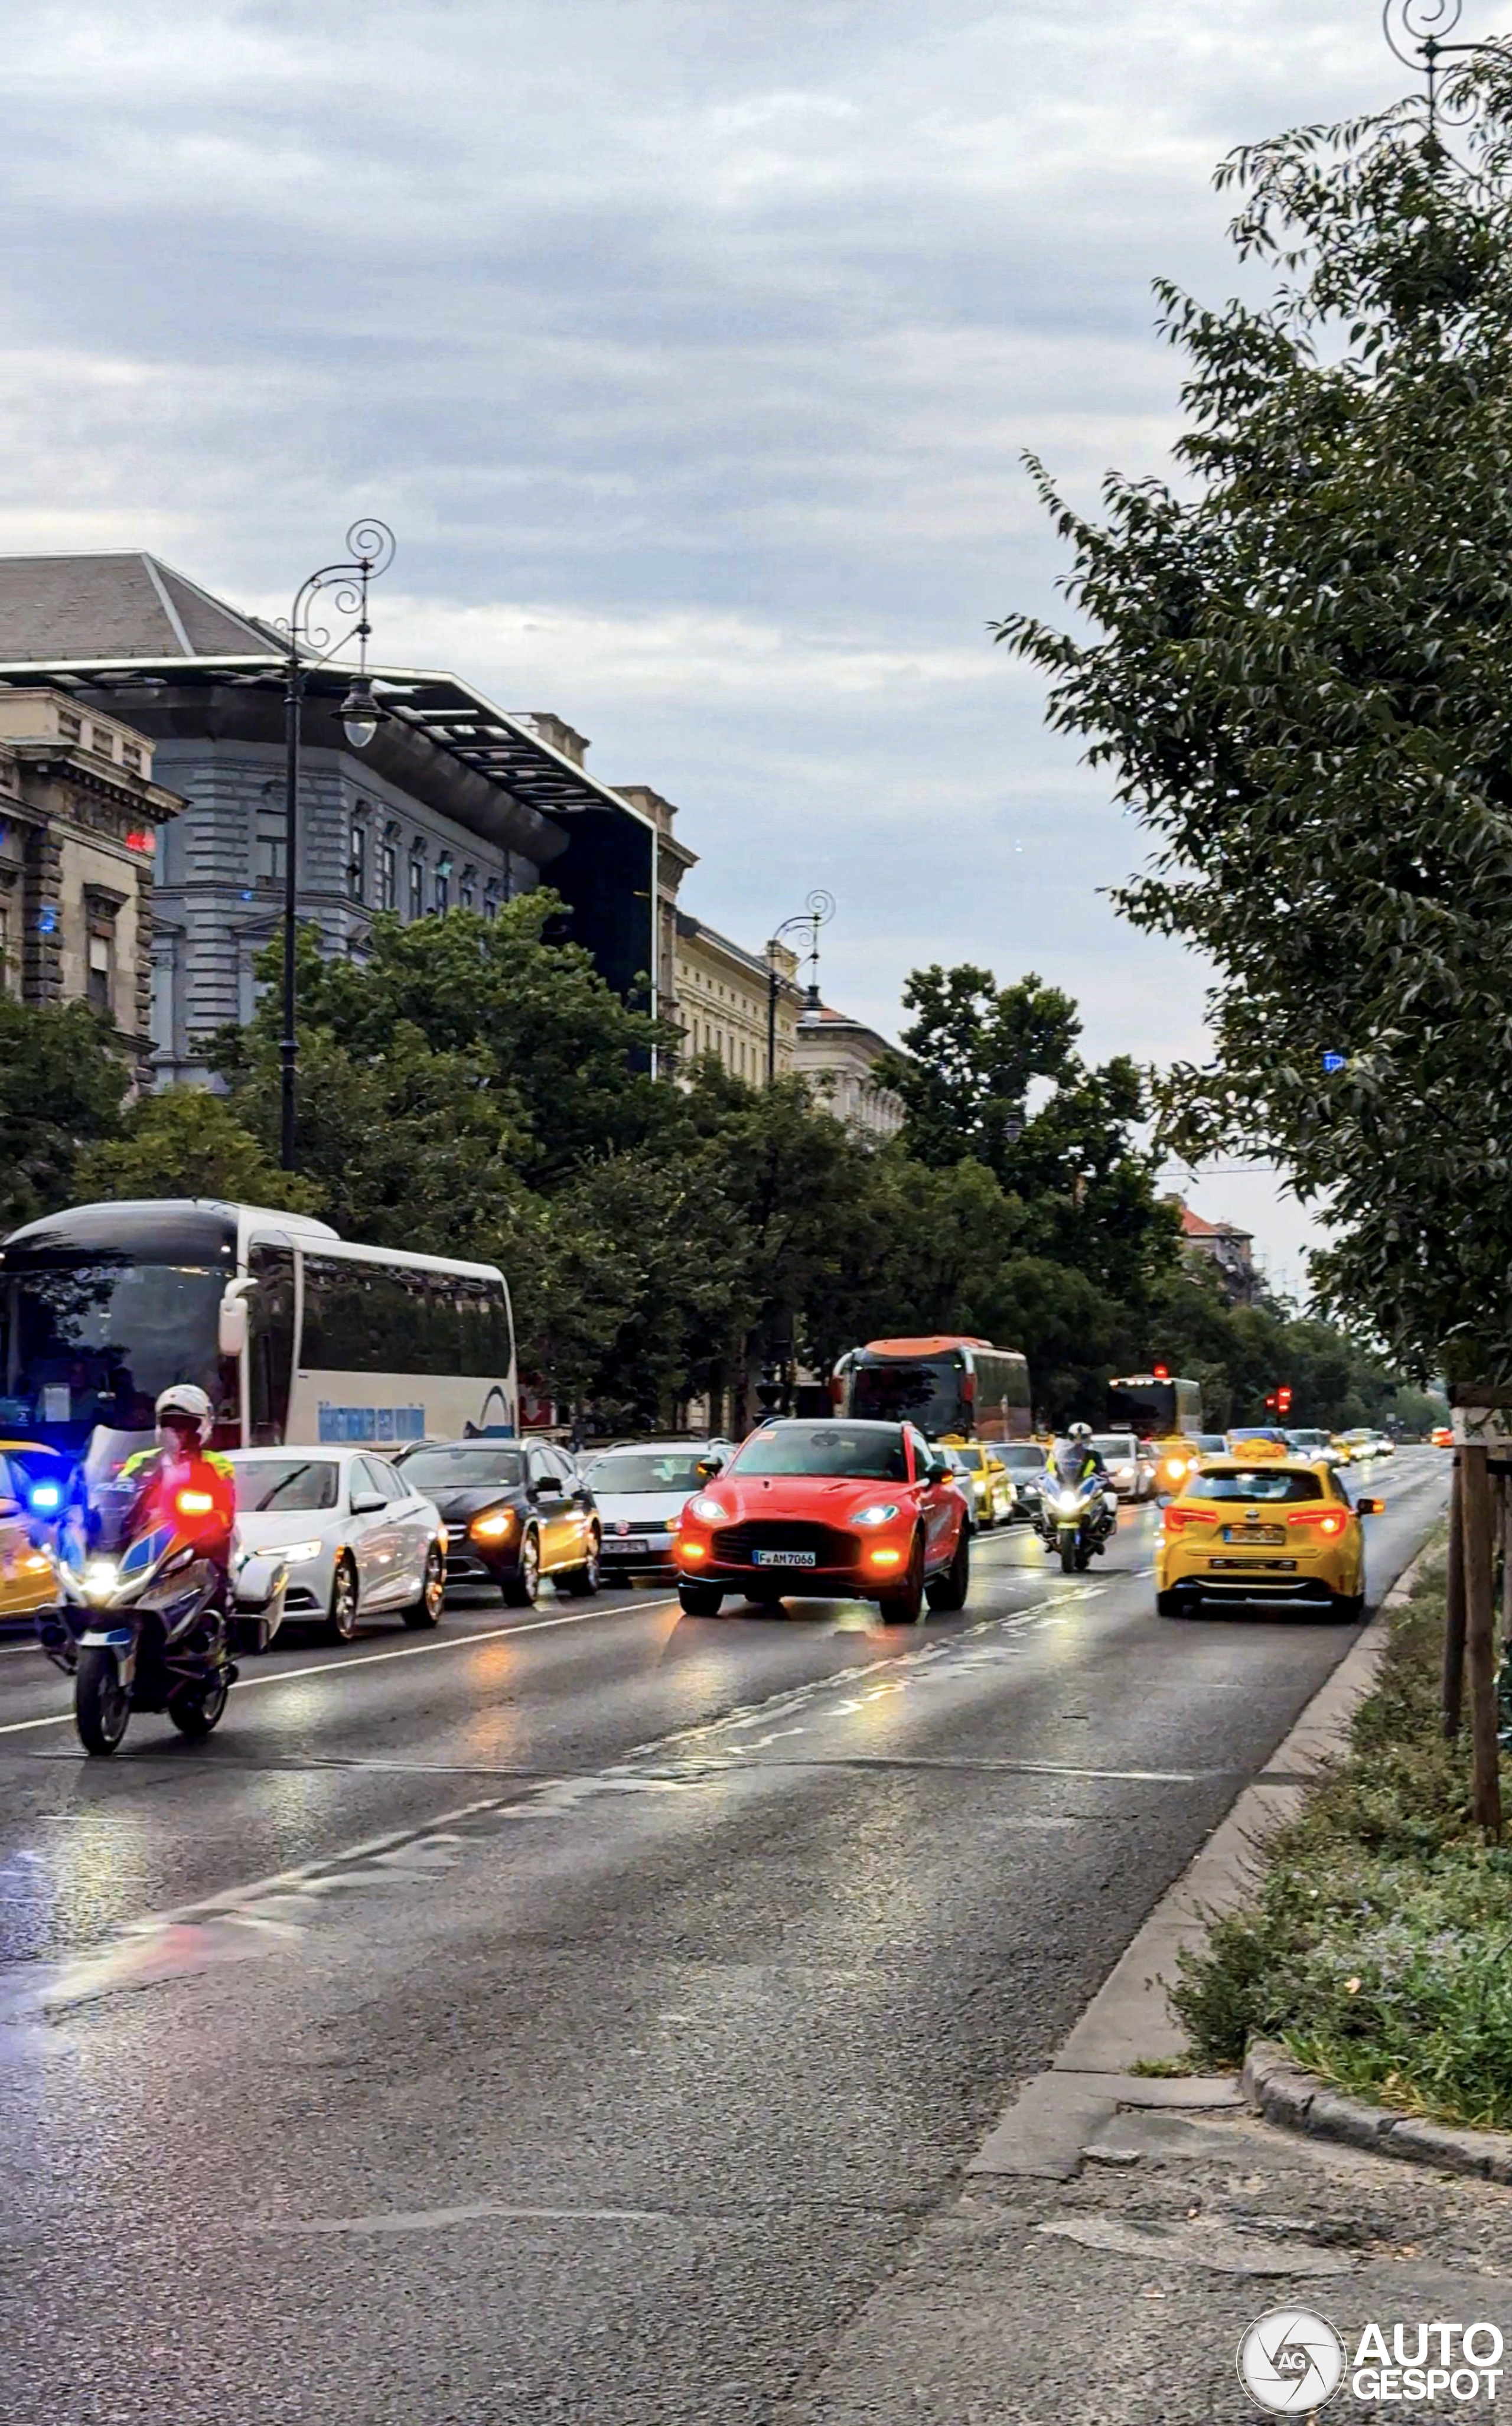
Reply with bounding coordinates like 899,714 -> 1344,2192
267,2203 -> 679,2233
0,1599 -> 675,1740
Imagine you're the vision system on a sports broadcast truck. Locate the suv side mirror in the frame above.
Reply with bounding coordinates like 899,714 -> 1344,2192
925,1459 -> 952,1485
697,1456 -> 725,1478
218,1289 -> 249,1360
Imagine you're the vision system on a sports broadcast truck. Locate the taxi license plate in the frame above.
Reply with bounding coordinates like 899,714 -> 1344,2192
753,1549 -> 816,1567
1224,1526 -> 1285,1545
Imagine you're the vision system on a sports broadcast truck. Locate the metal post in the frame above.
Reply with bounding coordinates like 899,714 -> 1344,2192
1462,1441 -> 1503,1838
279,649 -> 302,1171
1444,1450 -> 1467,1737
766,957 -> 778,1085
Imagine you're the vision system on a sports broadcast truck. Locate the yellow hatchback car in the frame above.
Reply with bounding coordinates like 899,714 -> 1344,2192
1156,1449 -> 1381,1621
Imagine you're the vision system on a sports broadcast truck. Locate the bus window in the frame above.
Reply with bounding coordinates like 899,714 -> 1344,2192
248,1244 -> 295,1445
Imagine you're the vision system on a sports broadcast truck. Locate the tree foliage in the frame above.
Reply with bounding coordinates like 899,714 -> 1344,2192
998,63 -> 1512,1379
0,998 -> 129,1230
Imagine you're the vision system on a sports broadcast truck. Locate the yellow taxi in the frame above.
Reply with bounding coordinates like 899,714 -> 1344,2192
0,1440 -> 67,1621
938,1436 -> 1012,1528
1155,1440 -> 1381,1621
1152,1435 -> 1204,1496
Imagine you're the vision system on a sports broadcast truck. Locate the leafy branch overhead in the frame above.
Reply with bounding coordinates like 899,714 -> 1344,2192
997,58 -> 1512,1378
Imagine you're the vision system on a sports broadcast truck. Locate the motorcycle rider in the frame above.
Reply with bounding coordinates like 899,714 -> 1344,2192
119,1384 -> 237,1587
1047,1422 -> 1117,1538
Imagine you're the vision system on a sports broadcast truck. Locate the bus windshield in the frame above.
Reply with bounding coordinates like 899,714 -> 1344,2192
0,1258 -> 229,1451
849,1359 -> 962,1432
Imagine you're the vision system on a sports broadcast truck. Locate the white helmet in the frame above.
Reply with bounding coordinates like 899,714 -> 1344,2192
1067,1421 -> 1093,1442
155,1383 -> 214,1447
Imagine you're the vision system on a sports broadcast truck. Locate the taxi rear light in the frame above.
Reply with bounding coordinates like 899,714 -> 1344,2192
1288,1509 -> 1345,1534
1162,1506 -> 1208,1532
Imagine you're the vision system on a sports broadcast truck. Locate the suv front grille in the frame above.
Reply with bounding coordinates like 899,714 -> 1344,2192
711,1520 -> 856,1568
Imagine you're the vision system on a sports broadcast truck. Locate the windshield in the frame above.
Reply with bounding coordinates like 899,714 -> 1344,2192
399,1446 -> 525,1491
998,1446 -> 1045,1471
1188,1469 -> 1324,1503
230,1457 -> 339,1512
849,1359 -> 960,1431
1051,1445 -> 1097,1484
1090,1435 -> 1135,1460
733,1424 -> 908,1481
583,1450 -> 712,1493
0,1258 -> 228,1451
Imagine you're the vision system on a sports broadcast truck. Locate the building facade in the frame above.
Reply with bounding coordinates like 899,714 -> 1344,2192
673,913 -> 801,1083
0,554 -> 660,1083
791,1003 -> 906,1141
1175,1199 -> 1257,1304
0,686 -> 179,1070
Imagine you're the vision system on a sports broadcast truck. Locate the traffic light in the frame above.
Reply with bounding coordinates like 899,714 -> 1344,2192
1152,1362 -> 1169,1380
1277,1385 -> 1293,1416
1265,1392 -> 1278,1412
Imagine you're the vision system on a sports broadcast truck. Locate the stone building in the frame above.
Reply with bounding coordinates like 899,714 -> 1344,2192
673,913 -> 801,1083
0,554 -> 662,1083
0,685 -> 180,1070
791,1002 -> 906,1141
1175,1199 -> 1257,1305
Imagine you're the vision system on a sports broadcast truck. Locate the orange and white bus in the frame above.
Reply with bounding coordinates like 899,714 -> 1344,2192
832,1336 -> 1032,1441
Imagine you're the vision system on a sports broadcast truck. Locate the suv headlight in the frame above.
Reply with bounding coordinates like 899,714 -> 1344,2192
852,1502 -> 900,1527
687,1494 -> 728,1523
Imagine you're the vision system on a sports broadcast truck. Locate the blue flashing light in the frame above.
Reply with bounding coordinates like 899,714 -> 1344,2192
37,906 -> 57,934
1321,1051 -> 1346,1074
28,1481 -> 62,1513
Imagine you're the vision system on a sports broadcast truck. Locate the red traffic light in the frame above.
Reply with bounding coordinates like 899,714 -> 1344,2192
1276,1386 -> 1293,1414
1265,1393 -> 1278,1411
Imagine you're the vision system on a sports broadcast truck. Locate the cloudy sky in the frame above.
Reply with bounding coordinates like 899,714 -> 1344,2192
4,0 -> 1420,1288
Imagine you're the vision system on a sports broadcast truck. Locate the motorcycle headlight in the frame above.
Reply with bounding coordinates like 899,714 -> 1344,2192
1055,1492 -> 1082,1516
687,1494 -> 728,1524
852,1502 -> 900,1528
83,1558 -> 119,1602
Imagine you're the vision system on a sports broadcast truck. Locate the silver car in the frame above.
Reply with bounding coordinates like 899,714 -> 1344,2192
579,1438 -> 733,1583
1090,1432 -> 1151,1502
227,1448 -> 447,1642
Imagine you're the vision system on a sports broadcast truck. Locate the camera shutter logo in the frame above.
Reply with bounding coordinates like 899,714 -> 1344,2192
1237,2308 -> 1345,2414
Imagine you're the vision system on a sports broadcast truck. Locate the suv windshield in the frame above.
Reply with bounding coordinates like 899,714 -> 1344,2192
230,1457 -> 339,1512
734,1424 -> 908,1481
399,1447 -> 525,1490
584,1450 -> 711,1493
1188,1469 -> 1324,1503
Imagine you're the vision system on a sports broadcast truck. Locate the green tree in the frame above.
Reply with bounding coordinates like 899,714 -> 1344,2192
76,1086 -> 324,1214
877,966 -> 1078,1172
0,998 -> 130,1229
999,64 -> 1512,1379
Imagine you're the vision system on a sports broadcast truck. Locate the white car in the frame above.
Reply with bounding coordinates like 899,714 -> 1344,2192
579,1437 -> 733,1582
227,1448 -> 447,1642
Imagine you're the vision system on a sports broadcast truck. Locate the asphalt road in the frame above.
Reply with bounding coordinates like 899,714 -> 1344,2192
0,1450 -> 1446,2426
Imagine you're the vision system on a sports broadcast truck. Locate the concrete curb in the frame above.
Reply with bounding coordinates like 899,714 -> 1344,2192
1242,2040 -> 1512,2185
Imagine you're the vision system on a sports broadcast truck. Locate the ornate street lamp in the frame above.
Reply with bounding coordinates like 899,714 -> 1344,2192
278,518 -> 395,1170
1384,0 -> 1503,150
765,888 -> 835,1083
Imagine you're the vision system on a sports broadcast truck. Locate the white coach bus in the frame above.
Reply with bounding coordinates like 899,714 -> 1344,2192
0,1199 -> 516,1457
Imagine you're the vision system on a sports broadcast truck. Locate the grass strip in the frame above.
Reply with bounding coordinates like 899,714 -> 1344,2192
1171,1545 -> 1512,2131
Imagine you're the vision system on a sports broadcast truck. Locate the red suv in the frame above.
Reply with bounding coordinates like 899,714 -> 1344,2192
673,1418 -> 970,1624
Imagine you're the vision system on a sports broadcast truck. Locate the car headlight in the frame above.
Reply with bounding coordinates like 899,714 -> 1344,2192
470,1507 -> 517,1541
1055,1492 -> 1082,1516
687,1494 -> 728,1523
852,1502 -> 901,1527
279,1539 -> 325,1564
83,1558 -> 119,1601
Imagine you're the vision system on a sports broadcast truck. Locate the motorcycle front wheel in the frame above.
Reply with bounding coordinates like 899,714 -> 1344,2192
1058,1535 -> 1078,1574
75,1646 -> 131,1756
168,1673 -> 231,1738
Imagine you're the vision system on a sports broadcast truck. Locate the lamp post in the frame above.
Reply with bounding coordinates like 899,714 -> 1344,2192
1384,0 -> 1500,150
765,889 -> 835,1083
279,518 -> 395,1171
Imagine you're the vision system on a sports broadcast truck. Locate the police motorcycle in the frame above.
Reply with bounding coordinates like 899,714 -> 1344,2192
37,1404 -> 288,1757
1035,1427 -> 1119,1575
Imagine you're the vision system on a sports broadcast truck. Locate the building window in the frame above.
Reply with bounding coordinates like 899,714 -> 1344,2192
0,894 -> 11,994
408,851 -> 425,921
378,833 -> 397,912
121,742 -> 144,773
483,882 -> 499,921
255,807 -> 285,885
89,725 -> 115,761
348,816 -> 369,904
57,710 -> 80,741
460,865 -> 475,913
435,852 -> 452,915
87,929 -> 114,1017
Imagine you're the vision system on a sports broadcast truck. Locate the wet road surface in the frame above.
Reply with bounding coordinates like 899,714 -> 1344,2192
0,1451 -> 1446,2425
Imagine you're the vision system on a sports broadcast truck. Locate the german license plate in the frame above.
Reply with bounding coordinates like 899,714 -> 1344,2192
611,1538 -> 652,1553
752,1549 -> 816,1567
1224,1526 -> 1285,1545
